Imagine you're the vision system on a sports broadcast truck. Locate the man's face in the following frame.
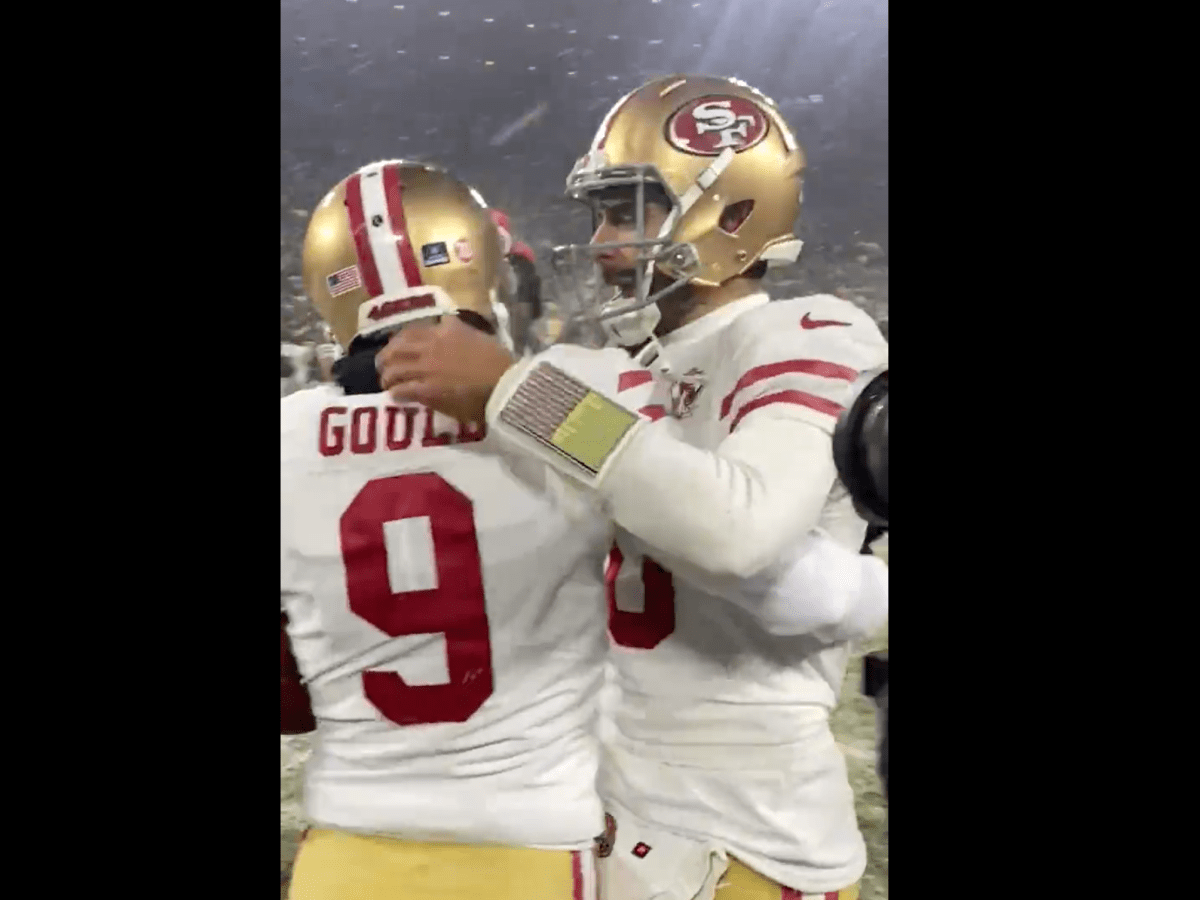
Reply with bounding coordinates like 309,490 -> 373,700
589,193 -> 671,295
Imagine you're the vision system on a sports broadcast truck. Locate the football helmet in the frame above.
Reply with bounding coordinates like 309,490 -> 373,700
833,367 -> 888,526
302,160 -> 508,350
551,75 -> 806,350
490,208 -> 516,256
490,208 -> 537,265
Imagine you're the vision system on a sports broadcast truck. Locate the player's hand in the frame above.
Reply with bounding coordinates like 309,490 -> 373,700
377,316 -> 515,424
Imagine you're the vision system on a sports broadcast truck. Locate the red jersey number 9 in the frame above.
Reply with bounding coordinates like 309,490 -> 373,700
340,473 -> 494,726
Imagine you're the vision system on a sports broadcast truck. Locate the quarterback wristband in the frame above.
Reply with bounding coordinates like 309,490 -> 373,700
486,359 -> 644,488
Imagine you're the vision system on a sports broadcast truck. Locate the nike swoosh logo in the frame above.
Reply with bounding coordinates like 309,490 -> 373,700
801,313 -> 851,329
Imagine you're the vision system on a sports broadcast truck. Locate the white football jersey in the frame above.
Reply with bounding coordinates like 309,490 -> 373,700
281,384 -> 611,850
599,293 -> 887,892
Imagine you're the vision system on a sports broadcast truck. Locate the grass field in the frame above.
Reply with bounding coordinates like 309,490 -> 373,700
831,625 -> 889,900
280,626 -> 889,900
280,734 -> 310,897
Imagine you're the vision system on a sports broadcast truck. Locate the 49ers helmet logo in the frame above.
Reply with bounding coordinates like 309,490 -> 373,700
665,95 -> 770,157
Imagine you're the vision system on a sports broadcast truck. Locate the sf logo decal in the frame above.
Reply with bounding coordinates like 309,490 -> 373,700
666,95 -> 770,157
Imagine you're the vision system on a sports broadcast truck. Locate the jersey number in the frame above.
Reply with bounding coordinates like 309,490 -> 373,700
605,544 -> 677,649
340,473 -> 493,726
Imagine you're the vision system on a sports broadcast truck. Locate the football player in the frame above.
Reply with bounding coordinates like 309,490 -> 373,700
314,342 -> 342,382
281,160 -> 612,900
490,208 -> 542,353
280,343 -> 313,397
375,76 -> 887,900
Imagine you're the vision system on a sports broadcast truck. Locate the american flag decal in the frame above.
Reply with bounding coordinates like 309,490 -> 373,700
326,266 -> 362,297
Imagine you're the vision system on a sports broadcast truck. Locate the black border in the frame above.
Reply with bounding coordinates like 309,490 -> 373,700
43,10 -> 277,894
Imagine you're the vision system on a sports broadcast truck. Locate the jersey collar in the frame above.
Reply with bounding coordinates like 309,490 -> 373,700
660,292 -> 770,349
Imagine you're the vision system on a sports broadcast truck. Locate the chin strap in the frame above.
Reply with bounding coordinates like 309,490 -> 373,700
628,334 -> 671,376
334,312 -> 501,396
333,333 -> 389,395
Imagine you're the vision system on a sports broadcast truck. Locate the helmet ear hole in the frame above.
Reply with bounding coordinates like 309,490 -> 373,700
719,199 -> 754,235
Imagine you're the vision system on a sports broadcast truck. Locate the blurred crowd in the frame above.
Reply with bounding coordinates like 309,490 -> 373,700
280,341 -> 341,397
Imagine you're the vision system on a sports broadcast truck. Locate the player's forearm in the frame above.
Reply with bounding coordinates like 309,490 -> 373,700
600,415 -> 836,579
746,552 -> 888,641
483,352 -> 835,579
720,536 -> 888,639
649,528 -> 887,638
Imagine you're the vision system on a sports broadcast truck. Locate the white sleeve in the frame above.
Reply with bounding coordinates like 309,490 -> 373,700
486,350 -> 839,579
600,413 -> 837,578
484,350 -> 842,579
653,529 -> 888,639
597,296 -> 887,578
485,299 -> 886,580
752,533 -> 889,641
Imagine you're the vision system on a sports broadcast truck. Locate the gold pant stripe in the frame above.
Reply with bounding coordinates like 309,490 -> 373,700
722,856 -> 861,900
288,828 -> 596,900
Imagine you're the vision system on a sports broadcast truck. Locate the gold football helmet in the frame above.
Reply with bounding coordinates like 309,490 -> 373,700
302,160 -> 508,350
552,75 -> 806,345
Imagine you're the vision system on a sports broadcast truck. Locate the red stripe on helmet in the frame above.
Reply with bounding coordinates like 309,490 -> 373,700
343,174 -> 384,297
381,164 -> 424,287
